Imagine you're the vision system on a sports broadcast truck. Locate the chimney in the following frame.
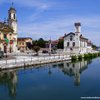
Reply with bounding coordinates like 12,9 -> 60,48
74,22 -> 81,33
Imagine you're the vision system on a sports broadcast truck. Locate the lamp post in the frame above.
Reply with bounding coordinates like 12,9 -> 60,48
49,38 -> 51,56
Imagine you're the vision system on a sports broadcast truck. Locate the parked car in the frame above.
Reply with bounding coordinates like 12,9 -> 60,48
0,51 -> 4,58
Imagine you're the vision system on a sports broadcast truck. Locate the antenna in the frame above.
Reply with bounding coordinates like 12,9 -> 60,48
11,2 -> 14,7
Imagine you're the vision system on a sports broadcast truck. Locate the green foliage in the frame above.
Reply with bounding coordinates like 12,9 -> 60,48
57,39 -> 64,49
32,40 -> 38,46
78,55 -> 83,60
37,38 -> 46,48
84,54 -> 89,59
88,53 -> 93,58
71,52 -> 100,63
98,52 -> 100,56
71,55 -> 77,61
92,53 -> 98,58
32,38 -> 47,48
92,44 -> 97,50
84,53 -> 99,59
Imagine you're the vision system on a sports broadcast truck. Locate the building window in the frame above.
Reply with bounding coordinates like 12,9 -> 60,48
4,34 -> 6,39
67,63 -> 69,67
9,13 -> 11,19
67,42 -> 69,47
14,14 -> 16,19
73,42 -> 75,47
70,48 -> 73,51
70,35 -> 73,41
22,43 -> 24,45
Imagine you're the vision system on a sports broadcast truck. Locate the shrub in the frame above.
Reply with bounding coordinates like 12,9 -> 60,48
92,53 -> 98,58
84,54 -> 89,59
88,53 -> 93,58
71,55 -> 77,61
78,55 -> 83,60
98,52 -> 100,56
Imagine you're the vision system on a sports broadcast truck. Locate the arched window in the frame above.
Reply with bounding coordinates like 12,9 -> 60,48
4,34 -> 7,39
9,13 -> 11,19
67,42 -> 69,47
14,14 -> 16,19
73,42 -> 75,47
70,35 -> 73,41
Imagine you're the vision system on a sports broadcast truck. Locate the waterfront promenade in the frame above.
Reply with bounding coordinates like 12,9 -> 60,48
0,53 -> 71,70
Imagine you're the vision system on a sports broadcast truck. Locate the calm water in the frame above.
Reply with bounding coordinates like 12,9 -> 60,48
0,57 -> 100,100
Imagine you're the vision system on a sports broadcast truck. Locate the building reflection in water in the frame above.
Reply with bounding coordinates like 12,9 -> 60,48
60,60 -> 92,86
0,59 -> 92,99
0,70 -> 17,98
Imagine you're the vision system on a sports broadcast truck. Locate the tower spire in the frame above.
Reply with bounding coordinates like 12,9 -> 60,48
11,2 -> 14,7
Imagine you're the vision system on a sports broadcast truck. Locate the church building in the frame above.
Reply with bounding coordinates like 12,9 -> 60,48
0,5 -> 17,53
64,22 -> 92,54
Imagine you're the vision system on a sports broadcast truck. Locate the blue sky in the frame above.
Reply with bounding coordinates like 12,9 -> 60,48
0,0 -> 100,46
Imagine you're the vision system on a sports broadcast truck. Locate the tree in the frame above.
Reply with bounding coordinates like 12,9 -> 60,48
37,38 -> 46,48
57,40 -> 64,49
32,40 -> 38,46
92,44 -> 97,50
32,46 -> 40,56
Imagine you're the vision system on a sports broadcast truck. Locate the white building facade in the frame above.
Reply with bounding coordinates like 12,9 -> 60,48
64,23 -> 92,54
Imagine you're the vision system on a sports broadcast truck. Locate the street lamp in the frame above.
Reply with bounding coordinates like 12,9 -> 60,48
49,38 -> 51,56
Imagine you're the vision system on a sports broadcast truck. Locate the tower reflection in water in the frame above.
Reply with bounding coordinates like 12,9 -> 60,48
61,60 -> 92,86
0,70 -> 17,97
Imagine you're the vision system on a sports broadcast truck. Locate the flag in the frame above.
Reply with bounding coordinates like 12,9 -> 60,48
5,38 -> 9,44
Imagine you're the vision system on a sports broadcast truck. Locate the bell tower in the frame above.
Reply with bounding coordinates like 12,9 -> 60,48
74,22 -> 81,33
8,3 -> 17,34
74,22 -> 81,53
8,3 -> 18,52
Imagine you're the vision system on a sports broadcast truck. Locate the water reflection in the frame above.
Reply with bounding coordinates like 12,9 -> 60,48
0,59 -> 92,99
60,60 -> 92,86
0,70 -> 17,98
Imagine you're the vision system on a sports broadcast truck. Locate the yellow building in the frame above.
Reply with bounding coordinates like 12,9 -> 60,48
17,37 -> 32,52
0,5 -> 18,53
0,22 -> 15,53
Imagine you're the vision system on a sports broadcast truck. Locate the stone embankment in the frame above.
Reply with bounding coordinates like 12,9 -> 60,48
0,55 -> 71,70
